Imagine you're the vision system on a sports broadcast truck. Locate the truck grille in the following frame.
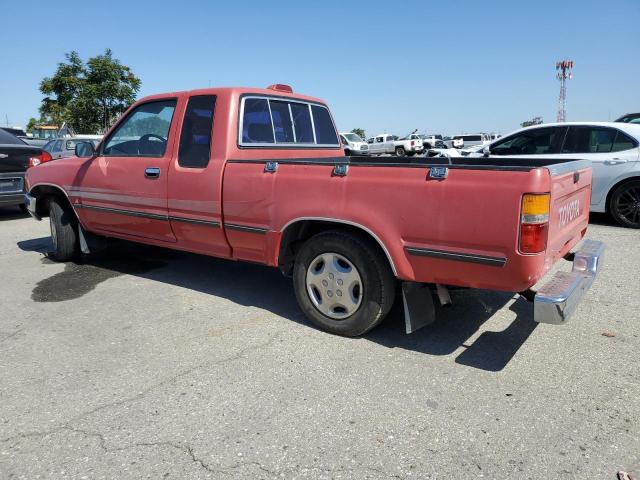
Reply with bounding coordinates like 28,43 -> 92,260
0,177 -> 23,194
360,145 -> 368,150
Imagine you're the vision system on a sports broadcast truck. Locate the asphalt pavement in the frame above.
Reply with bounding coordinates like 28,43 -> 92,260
0,207 -> 638,479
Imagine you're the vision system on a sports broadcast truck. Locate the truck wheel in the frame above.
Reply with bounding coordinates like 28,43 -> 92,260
610,180 -> 640,228
395,147 -> 405,156
49,198 -> 79,261
293,231 -> 396,336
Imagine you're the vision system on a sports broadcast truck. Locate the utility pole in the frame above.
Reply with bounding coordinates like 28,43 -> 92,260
556,59 -> 574,122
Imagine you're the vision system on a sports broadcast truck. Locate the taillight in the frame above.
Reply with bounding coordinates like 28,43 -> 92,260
411,140 -> 415,146
519,193 -> 550,254
28,151 -> 53,168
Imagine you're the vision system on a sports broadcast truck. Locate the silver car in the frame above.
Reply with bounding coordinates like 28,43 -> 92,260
43,137 -> 101,160
458,122 -> 640,228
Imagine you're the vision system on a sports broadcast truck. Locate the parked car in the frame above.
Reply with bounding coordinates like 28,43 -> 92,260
442,136 -> 464,149
451,133 -> 492,148
339,132 -> 369,155
407,134 -> 446,150
0,129 -> 50,211
615,113 -> 640,124
367,133 -> 424,156
43,137 -> 102,160
25,84 -> 602,337
441,122 -> 640,228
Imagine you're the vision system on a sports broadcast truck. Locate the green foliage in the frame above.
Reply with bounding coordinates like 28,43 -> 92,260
520,117 -> 543,128
26,118 -> 38,132
350,128 -> 366,140
39,49 -> 141,134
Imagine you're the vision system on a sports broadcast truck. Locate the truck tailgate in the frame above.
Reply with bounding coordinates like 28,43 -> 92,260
545,163 -> 592,267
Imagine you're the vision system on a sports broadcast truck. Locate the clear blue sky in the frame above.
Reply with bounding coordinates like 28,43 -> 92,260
1,0 -> 638,137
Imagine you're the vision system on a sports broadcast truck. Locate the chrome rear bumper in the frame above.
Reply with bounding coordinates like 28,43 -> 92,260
534,240 -> 605,325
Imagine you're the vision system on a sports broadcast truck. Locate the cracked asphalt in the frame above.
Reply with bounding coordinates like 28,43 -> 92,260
0,207 -> 638,479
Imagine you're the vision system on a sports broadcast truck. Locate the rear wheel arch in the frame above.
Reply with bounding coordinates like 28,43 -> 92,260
277,219 -> 398,278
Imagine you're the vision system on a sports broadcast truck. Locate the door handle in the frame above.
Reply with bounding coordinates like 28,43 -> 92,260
604,159 -> 627,165
145,167 -> 161,178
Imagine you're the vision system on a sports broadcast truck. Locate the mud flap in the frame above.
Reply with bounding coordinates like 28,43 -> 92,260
402,282 -> 436,334
78,225 -> 107,255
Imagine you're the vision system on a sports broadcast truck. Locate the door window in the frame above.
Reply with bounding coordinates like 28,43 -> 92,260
491,127 -> 563,155
53,140 -> 63,152
178,95 -> 216,168
103,100 -> 177,157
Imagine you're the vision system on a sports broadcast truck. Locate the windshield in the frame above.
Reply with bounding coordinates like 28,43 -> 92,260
343,133 -> 362,142
617,114 -> 640,124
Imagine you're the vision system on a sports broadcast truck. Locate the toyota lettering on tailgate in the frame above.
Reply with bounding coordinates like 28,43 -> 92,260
559,199 -> 581,227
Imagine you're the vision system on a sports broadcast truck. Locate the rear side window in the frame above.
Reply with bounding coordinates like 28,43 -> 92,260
611,130 -> 637,152
179,95 -> 217,168
240,96 -> 339,147
562,127 -> 623,153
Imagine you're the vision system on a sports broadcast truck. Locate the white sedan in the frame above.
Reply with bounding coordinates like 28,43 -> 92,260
435,122 -> 640,228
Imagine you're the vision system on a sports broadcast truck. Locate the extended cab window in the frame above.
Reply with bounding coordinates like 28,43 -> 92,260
178,95 -> 216,168
240,97 -> 338,147
103,100 -> 177,156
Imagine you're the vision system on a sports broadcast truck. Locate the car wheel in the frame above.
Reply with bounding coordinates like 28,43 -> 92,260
395,147 -> 405,156
610,180 -> 640,228
344,149 -> 352,156
293,231 -> 396,336
18,204 -> 28,214
49,198 -> 79,261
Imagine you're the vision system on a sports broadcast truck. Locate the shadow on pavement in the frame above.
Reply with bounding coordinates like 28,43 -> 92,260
18,237 -> 537,371
0,206 -> 29,221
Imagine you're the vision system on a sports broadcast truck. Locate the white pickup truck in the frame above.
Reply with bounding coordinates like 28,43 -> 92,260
367,133 -> 424,156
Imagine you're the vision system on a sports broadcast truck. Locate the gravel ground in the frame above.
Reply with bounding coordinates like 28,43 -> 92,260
0,207 -> 638,479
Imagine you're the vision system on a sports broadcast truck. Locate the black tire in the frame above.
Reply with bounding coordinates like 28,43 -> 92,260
18,204 -> 28,214
407,152 -> 415,157
49,198 -> 79,261
293,231 -> 396,336
609,180 -> 640,228
344,149 -> 353,156
395,147 -> 405,156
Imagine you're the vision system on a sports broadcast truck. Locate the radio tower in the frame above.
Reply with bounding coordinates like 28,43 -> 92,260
556,59 -> 574,122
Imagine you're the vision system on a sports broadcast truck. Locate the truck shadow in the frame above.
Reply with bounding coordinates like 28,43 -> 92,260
0,206 -> 29,220
18,237 -> 536,372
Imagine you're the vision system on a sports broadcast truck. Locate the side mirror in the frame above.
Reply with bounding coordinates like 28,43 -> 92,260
482,146 -> 491,157
75,141 -> 96,158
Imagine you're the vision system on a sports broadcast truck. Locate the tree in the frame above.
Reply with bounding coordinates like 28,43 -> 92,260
350,128 -> 366,140
520,117 -> 543,128
39,49 -> 141,134
26,117 -> 38,133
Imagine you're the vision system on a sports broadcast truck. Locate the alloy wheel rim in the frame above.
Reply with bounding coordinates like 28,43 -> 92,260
615,186 -> 640,226
305,252 -> 363,319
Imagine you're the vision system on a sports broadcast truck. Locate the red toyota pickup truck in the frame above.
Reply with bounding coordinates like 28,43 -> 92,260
24,84 -> 604,336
